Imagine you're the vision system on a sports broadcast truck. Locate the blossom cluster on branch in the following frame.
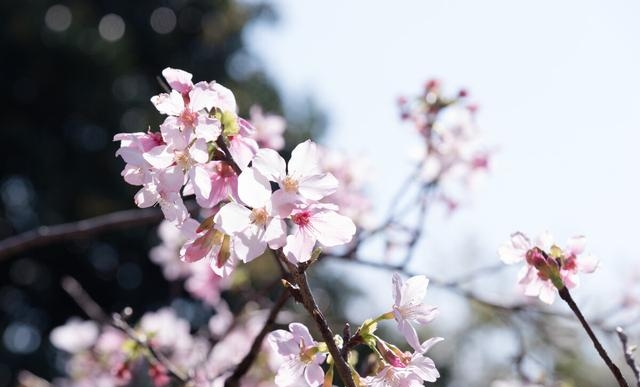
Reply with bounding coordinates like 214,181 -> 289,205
40,67 -> 639,387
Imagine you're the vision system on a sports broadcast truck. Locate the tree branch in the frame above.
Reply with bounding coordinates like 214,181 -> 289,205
61,276 -> 191,385
559,287 -> 629,387
224,290 -> 290,387
280,252 -> 356,387
0,207 -> 168,262
617,327 -> 640,387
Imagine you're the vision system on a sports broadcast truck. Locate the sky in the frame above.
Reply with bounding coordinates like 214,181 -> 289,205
244,0 -> 640,320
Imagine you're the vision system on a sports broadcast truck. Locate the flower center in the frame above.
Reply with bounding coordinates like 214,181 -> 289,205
249,208 -> 268,226
180,109 -> 198,127
291,211 -> 311,227
215,162 -> 236,178
283,176 -> 299,193
174,151 -> 190,169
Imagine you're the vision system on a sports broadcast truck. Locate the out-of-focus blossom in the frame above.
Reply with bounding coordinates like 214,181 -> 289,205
499,231 -> 599,304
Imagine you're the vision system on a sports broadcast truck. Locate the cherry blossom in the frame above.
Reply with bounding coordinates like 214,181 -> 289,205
215,168 -> 286,262
268,322 -> 326,387
253,140 -> 338,204
248,105 -> 286,150
391,273 -> 439,351
283,203 -> 356,263
49,319 -> 99,353
499,231 -> 600,304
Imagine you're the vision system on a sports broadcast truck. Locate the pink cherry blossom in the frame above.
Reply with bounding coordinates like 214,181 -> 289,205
215,168 -> 286,262
391,273 -> 439,351
252,140 -> 338,204
499,231 -> 600,304
282,203 -> 356,263
133,166 -> 189,224
248,105 -> 286,150
268,322 -> 326,387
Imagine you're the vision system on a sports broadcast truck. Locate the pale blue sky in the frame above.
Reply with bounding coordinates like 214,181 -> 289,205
245,1 -> 640,317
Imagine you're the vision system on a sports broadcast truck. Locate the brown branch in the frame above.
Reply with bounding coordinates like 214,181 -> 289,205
559,287 -> 629,387
224,291 -> 290,387
61,276 -> 191,385
0,207 -> 165,262
280,252 -> 357,387
617,327 -> 640,387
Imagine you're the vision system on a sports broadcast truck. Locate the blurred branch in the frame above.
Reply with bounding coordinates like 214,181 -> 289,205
617,327 -> 640,387
224,290 -> 290,387
61,276 -> 191,385
0,203 -> 199,262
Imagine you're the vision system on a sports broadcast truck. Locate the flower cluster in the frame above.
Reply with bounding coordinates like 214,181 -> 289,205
115,68 -> 357,278
399,80 -> 491,209
499,231 -> 599,304
268,273 -> 441,387
49,305 -> 281,387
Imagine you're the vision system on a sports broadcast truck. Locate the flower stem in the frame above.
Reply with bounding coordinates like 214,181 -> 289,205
558,287 -> 629,387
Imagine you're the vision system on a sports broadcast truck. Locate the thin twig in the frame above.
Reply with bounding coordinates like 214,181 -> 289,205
224,291 -> 290,387
559,287 -> 629,387
617,327 -> 640,387
61,276 -> 191,385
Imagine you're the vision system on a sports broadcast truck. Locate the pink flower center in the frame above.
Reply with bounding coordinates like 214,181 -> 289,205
283,176 -> 299,193
180,109 -> 198,127
215,162 -> 236,178
292,211 -> 311,227
249,208 -> 268,226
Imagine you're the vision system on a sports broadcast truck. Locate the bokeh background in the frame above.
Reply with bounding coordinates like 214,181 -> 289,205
2,0 -> 640,386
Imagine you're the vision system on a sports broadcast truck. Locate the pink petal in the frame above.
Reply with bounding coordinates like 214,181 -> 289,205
214,202 -> 251,234
234,228 -> 267,263
566,235 -> 587,255
161,67 -> 193,94
134,187 -> 157,208
194,116 -> 221,142
298,173 -> 338,201
392,273 -> 403,306
265,218 -> 286,249
304,363 -> 324,387
144,145 -> 175,169
189,138 -> 209,164
283,229 -> 316,263
253,148 -> 286,182
309,210 -> 356,247
151,90 -> 184,116
275,358 -> 305,387
189,81 -> 216,112
190,165 -> 211,201
237,168 -> 271,208
288,140 -> 321,179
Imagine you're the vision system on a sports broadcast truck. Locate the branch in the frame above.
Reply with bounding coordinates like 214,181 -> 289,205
61,276 -> 191,385
617,327 -> 640,387
559,287 -> 629,387
0,206 -> 171,262
224,291 -> 290,387
215,136 -> 243,175
280,252 -> 357,387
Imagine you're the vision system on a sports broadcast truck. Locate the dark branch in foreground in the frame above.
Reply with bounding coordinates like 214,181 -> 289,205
224,291 -> 290,387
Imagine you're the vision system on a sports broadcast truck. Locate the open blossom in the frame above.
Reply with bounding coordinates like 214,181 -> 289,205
365,337 -> 443,387
498,231 -> 599,304
268,323 -> 326,387
253,140 -> 338,204
215,168 -> 286,262
391,273 -> 439,351
283,203 -> 356,263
